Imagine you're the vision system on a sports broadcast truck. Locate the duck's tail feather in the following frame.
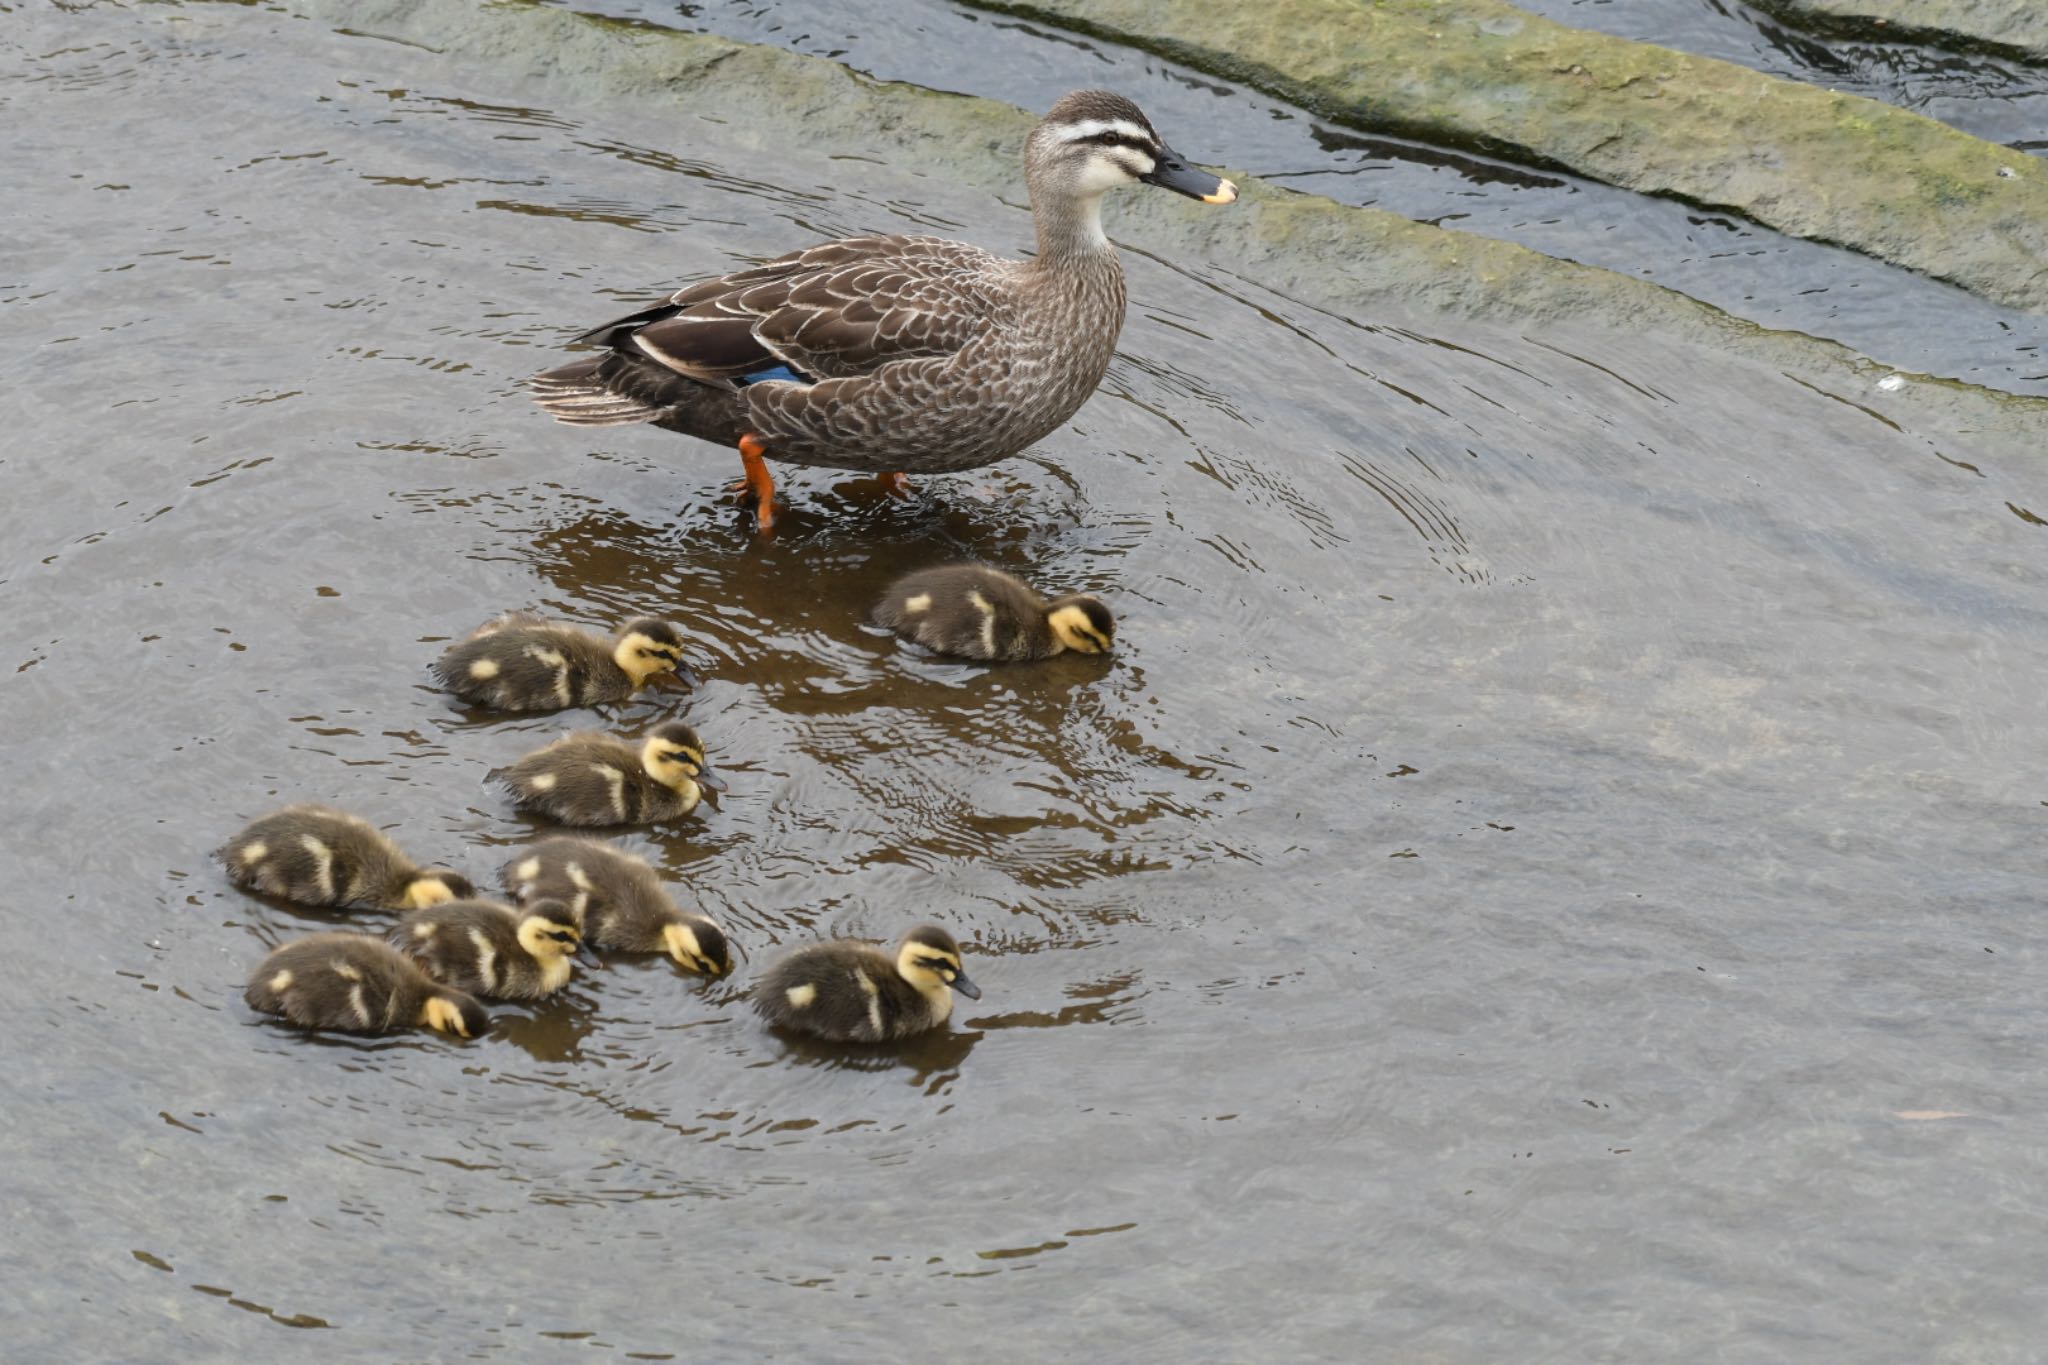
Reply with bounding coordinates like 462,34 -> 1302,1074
529,358 -> 669,427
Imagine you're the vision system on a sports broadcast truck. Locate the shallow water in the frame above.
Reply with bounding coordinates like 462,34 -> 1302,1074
6,1 -> 2048,1359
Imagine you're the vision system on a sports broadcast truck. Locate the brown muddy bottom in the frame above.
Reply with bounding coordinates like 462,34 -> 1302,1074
4,3 -> 2046,1359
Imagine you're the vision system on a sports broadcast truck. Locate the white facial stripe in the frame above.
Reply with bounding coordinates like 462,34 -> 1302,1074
1056,118 -> 1155,146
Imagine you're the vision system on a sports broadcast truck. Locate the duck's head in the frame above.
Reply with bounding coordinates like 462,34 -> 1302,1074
515,899 -> 584,961
419,989 -> 491,1039
402,869 -> 477,911
661,913 -> 733,976
614,618 -> 698,689
896,925 -> 981,1000
640,720 -> 724,798
1045,593 -> 1116,655
1027,90 -> 1237,217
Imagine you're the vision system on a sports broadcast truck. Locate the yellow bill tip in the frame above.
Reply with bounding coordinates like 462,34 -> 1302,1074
1204,178 -> 1239,205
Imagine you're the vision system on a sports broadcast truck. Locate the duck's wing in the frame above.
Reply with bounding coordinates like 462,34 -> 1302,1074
579,236 -> 1010,388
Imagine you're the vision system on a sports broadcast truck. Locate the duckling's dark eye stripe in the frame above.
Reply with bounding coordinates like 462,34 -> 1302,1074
1084,131 -> 1155,152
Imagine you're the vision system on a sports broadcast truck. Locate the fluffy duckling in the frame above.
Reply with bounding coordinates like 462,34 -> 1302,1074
392,898 -> 583,1001
218,805 -> 475,911
501,836 -> 733,975
433,612 -> 696,712
246,933 -> 490,1038
753,924 -> 981,1042
872,563 -> 1113,662
495,719 -> 719,827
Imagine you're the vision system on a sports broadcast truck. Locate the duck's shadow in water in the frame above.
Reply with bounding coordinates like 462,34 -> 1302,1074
762,1024 -> 983,1092
525,463 -> 1119,631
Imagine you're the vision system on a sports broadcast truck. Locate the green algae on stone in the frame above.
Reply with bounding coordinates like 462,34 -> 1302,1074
958,0 -> 2048,313
1751,0 -> 2048,63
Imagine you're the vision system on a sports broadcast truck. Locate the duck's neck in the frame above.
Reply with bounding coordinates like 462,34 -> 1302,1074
1031,189 -> 1118,268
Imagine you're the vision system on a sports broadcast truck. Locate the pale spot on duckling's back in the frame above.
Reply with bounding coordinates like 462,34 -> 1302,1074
468,658 -> 500,681
513,856 -> 541,883
331,960 -> 362,982
967,590 -> 998,658
300,835 -> 336,900
468,927 -> 499,993
596,764 -> 628,822
240,840 -> 268,866
785,983 -> 817,1008
857,969 -> 884,1037
528,772 -> 557,792
267,969 -> 293,993
525,645 -> 573,707
903,593 -> 932,614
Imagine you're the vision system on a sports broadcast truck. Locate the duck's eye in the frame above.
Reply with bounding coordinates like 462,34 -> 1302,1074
1084,131 -> 1152,152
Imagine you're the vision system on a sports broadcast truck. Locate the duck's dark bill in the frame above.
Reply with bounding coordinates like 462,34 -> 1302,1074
1142,147 -> 1238,205
670,662 -> 704,689
951,972 -> 982,1000
695,769 -> 729,794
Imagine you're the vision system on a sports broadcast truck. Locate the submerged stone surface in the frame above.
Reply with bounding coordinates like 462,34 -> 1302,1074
1754,0 -> 2048,61
958,0 -> 2048,313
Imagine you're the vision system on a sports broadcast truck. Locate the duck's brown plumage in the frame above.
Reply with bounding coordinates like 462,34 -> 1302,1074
528,91 -> 1234,482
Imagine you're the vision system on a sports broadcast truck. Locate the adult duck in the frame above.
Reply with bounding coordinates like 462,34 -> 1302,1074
529,90 -> 1236,529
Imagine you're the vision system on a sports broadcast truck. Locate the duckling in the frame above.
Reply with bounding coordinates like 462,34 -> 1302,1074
872,563 -> 1114,662
753,924 -> 981,1042
433,612 -> 696,712
245,932 -> 491,1037
218,805 -> 476,911
495,719 -> 719,827
501,836 -> 733,975
391,897 -> 584,1001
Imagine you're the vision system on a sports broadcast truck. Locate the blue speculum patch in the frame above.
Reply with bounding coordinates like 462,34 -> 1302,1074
738,363 -> 811,385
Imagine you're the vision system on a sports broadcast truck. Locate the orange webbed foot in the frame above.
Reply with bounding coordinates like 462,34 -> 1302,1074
737,433 -> 777,532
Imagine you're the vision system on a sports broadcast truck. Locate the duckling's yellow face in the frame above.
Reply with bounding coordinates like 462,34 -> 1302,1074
1047,599 -> 1115,655
896,939 -> 982,1001
640,735 -> 708,793
516,914 -> 583,961
420,994 -> 489,1038
614,630 -> 688,688
661,920 -> 731,975
402,872 -> 474,911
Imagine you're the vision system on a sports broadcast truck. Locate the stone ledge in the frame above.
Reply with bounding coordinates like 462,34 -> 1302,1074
271,0 -> 2045,435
